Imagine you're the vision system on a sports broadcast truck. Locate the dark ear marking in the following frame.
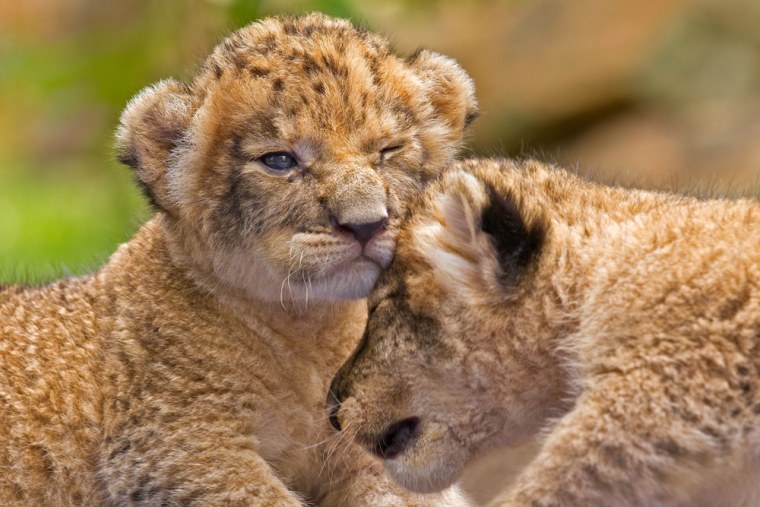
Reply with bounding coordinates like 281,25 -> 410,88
407,47 -> 425,63
481,183 -> 545,284
132,177 -> 162,212
143,107 -> 185,154
464,110 -> 480,128
115,118 -> 168,213
116,146 -> 139,169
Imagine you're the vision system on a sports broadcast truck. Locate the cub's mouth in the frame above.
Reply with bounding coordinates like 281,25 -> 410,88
291,226 -> 394,270
336,224 -> 395,269
283,227 -> 395,300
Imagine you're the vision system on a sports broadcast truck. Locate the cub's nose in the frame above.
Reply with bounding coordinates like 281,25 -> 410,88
368,417 -> 420,460
335,219 -> 388,246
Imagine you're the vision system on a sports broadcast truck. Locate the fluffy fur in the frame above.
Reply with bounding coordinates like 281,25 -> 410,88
0,14 -> 477,506
330,158 -> 760,506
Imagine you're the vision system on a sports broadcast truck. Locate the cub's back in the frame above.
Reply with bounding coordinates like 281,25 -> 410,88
577,198 -> 760,426
585,198 -> 760,331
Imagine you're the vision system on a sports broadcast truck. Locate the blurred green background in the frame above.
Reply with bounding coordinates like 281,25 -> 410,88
2,0 -> 760,283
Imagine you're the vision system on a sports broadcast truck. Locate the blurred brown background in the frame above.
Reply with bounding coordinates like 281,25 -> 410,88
2,0 -> 760,281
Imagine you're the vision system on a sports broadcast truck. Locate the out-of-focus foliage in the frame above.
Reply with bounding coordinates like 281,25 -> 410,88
2,0 -> 760,282
0,0 -> 360,282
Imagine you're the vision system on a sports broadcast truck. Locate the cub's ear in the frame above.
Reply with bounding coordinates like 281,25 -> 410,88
436,171 -> 544,287
480,182 -> 545,285
408,50 -> 478,143
437,171 -> 488,246
115,79 -> 194,213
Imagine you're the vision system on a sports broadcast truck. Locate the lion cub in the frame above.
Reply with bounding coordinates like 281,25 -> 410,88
0,14 -> 476,506
330,158 -> 760,506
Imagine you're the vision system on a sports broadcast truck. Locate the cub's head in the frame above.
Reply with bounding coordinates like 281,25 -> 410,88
116,14 -> 477,302
329,159 -> 573,493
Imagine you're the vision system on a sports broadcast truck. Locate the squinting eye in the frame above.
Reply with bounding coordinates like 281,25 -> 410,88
380,145 -> 403,157
260,152 -> 297,171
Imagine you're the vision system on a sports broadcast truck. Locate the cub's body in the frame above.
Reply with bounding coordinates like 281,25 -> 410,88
1,222 -> 367,504
330,159 -> 760,506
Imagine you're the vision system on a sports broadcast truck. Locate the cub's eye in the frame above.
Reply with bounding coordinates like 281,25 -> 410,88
260,152 -> 297,171
380,145 -> 403,158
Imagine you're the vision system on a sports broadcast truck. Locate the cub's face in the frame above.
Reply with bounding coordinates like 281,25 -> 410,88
329,163 -> 558,493
116,14 -> 476,302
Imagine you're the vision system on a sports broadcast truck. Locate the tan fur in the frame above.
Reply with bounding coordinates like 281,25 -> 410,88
0,14 -> 477,506
330,158 -> 760,506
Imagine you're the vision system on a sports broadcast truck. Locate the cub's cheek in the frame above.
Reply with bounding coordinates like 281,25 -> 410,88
363,230 -> 396,268
284,233 -> 361,274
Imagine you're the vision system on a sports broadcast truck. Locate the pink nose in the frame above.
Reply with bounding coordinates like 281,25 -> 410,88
337,219 -> 387,245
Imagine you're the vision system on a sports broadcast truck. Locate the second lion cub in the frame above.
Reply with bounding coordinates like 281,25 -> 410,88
330,158 -> 760,506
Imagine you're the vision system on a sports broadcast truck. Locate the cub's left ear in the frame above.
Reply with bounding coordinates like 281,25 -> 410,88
115,79 -> 194,214
435,171 -> 545,288
480,182 -> 545,285
409,50 -> 478,143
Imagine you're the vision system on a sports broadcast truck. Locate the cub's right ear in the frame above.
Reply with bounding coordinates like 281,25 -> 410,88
408,50 -> 478,145
115,79 -> 194,213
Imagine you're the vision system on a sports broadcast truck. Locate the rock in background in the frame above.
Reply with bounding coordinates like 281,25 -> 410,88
362,0 -> 760,194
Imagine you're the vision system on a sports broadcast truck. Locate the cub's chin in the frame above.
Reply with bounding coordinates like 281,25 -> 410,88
265,255 -> 385,304
282,230 -> 395,301
212,231 -> 393,304
309,257 -> 384,300
290,234 -> 395,300
383,436 -> 468,494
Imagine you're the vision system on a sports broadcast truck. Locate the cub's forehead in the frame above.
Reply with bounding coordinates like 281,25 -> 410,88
207,15 -> 391,73
195,15 -> 419,139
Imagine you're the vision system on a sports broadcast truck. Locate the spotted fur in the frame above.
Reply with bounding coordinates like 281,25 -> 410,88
331,158 -> 760,506
0,14 -> 476,506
